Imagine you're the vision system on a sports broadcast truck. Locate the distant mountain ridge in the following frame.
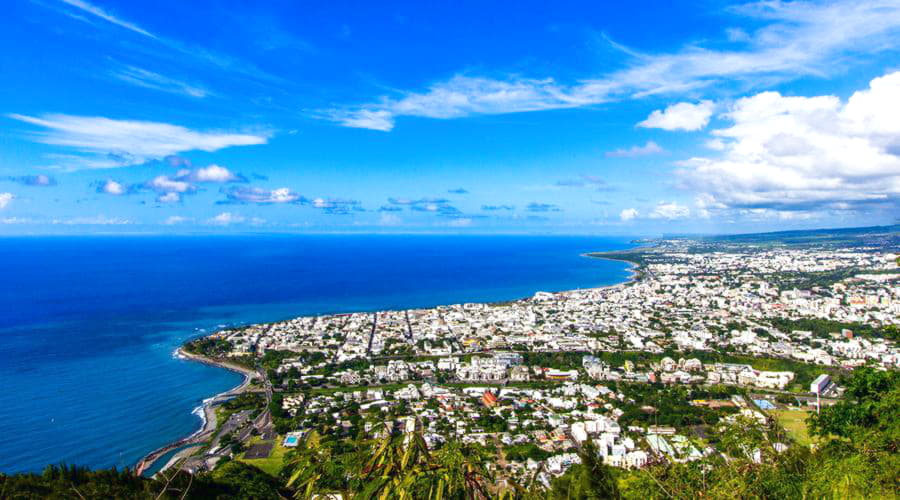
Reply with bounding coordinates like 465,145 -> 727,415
658,224 -> 900,250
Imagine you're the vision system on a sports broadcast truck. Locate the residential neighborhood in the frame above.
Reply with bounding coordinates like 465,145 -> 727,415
182,240 -> 898,485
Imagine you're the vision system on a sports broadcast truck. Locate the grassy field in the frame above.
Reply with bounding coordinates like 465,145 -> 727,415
237,436 -> 291,477
770,409 -> 814,446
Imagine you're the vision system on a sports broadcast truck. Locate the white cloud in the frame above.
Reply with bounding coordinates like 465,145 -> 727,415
9,114 -> 269,168
694,194 -> 727,219
678,71 -> 900,214
207,212 -> 245,226
619,208 -> 639,221
331,110 -> 395,132
147,175 -> 193,193
156,191 -> 181,203
638,101 -> 715,131
54,215 -> 132,225
185,164 -> 240,183
60,0 -> 157,38
649,201 -> 690,220
0,193 -> 14,209
330,75 -> 593,131
163,215 -> 189,225
326,1 -> 900,130
112,65 -> 208,98
605,141 -> 665,158
223,186 -> 302,204
1,217 -> 34,224
99,179 -> 126,195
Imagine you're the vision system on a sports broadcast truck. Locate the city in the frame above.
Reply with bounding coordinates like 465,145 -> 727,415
174,237 -> 899,490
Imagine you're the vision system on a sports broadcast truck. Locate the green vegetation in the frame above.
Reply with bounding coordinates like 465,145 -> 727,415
702,224 -> 900,248
765,267 -> 863,290
237,437 -> 289,477
615,383 -> 739,428
0,461 -> 286,499
620,366 -> 900,498
504,443 -> 551,462
183,336 -> 256,369
770,317 -> 900,341
770,409 -> 813,446
209,460 -> 286,498
183,337 -> 233,357
3,368 -> 897,498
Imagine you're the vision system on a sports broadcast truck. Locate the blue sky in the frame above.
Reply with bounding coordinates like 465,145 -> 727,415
1,0 -> 899,234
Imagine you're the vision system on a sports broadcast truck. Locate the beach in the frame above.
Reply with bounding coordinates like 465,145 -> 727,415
134,349 -> 258,476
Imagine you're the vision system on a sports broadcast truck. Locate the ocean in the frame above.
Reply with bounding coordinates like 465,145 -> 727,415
0,234 -> 634,474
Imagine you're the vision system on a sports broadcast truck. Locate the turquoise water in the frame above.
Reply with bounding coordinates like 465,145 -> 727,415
0,234 -> 633,473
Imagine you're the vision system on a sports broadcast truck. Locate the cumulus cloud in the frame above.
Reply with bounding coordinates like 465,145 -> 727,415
677,71 -> 900,215
605,141 -> 665,158
649,201 -> 690,219
207,212 -> 245,226
0,193 -> 14,209
163,215 -> 189,225
5,174 -> 57,186
146,175 -> 193,193
97,179 -> 127,195
324,2 -> 900,131
179,164 -> 245,183
619,208 -> 639,221
156,191 -> 181,203
411,202 -> 461,215
378,205 -> 403,212
9,114 -> 269,168
141,165 -> 246,200
638,101 -> 715,131
222,186 -> 303,204
448,188 -> 469,194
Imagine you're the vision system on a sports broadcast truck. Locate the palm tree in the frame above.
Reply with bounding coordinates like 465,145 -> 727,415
355,427 -> 493,499
286,431 -> 350,500
288,422 -> 496,499
547,440 -> 620,500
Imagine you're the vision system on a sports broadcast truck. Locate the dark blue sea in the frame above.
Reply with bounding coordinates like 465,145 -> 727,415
0,235 -> 633,474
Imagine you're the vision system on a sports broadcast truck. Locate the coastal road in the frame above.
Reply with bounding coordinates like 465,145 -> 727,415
134,350 -> 260,476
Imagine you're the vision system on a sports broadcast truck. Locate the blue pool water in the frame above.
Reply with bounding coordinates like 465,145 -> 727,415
0,234 -> 634,473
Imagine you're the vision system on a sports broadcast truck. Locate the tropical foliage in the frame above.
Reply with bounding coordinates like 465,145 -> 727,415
2,368 -> 897,499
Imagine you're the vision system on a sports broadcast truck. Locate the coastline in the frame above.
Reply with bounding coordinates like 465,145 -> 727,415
583,245 -> 654,283
141,245 -> 647,476
134,348 -> 257,476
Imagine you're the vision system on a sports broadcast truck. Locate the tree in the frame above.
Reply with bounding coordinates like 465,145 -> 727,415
548,440 -> 620,500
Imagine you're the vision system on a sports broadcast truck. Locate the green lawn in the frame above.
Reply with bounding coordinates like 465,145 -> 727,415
237,436 -> 290,477
770,409 -> 813,446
